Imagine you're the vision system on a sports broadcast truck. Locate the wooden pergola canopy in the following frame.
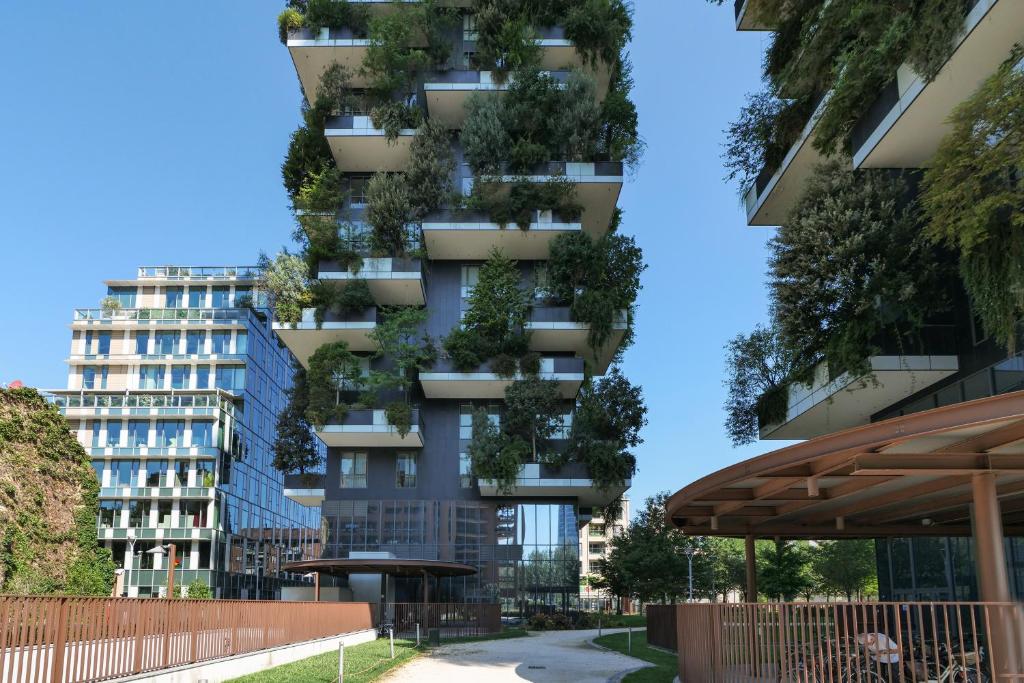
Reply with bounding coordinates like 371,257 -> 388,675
666,391 -> 1024,539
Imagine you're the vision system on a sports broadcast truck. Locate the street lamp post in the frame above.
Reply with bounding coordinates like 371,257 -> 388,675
123,530 -> 137,598
684,546 -> 699,603
146,543 -> 178,598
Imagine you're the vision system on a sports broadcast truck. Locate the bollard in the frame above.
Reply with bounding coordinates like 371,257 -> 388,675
389,627 -> 395,659
598,617 -> 602,638
416,623 -> 421,647
627,626 -> 632,655
338,642 -> 345,682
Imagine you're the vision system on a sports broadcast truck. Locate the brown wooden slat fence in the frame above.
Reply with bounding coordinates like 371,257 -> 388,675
645,604 -> 677,651
675,601 -> 1024,683
0,596 -> 373,683
378,603 -> 501,639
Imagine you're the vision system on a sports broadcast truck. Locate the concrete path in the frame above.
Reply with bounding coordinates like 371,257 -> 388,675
381,628 -> 652,683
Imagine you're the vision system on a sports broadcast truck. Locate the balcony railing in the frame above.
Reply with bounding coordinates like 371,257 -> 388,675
46,391 -> 236,414
73,307 -> 250,323
284,473 -> 326,490
137,266 -> 259,280
676,601 -> 1024,682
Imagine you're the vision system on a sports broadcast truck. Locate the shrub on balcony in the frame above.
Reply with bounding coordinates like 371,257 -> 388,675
722,325 -> 802,446
547,230 -> 644,354
273,365 -> 322,474
301,0 -> 370,35
315,63 -> 361,120
503,377 -> 566,463
367,306 -> 436,394
407,119 -> 455,220
470,177 -> 582,230
277,7 -> 304,45
769,161 -> 954,378
311,277 -> 375,328
564,0 -> 631,67
467,408 -> 530,494
257,251 -> 313,326
370,100 -> 424,143
366,172 -> 412,256
922,48 -> 1024,352
99,296 -> 122,315
282,106 -> 334,201
443,249 -> 532,370
384,400 -> 414,438
305,341 -> 364,427
362,2 -> 455,98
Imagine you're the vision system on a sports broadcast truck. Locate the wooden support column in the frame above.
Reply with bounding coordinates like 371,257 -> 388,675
422,570 -> 430,604
744,535 -> 757,602
314,572 -> 320,602
971,472 -> 1022,674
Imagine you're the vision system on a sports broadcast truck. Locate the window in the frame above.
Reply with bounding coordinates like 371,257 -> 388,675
396,453 -> 417,488
589,542 -> 606,556
138,365 -> 164,389
195,462 -> 214,487
173,460 -> 190,486
195,365 -> 211,389
155,421 -> 185,448
340,453 -> 367,488
96,332 -> 111,355
145,459 -> 168,487
235,286 -> 251,305
235,331 -> 248,355
100,366 -> 109,390
164,287 -> 184,308
459,404 -> 499,439
181,501 -> 208,528
459,452 -> 473,488
460,265 -> 480,297
155,331 -> 178,355
90,420 -> 101,448
106,421 -> 122,447
191,421 -> 212,447
128,501 -> 151,527
135,332 -> 149,355
112,460 -> 139,487
170,365 -> 190,389
158,501 -> 173,527
107,286 -> 136,308
186,331 -> 205,354
212,331 -> 231,354
92,460 -> 105,484
215,366 -> 245,392
463,14 -> 478,40
82,366 -> 98,389
98,501 -> 122,528
211,286 -> 230,308
187,287 -> 205,308
349,175 -> 371,205
127,421 -> 149,448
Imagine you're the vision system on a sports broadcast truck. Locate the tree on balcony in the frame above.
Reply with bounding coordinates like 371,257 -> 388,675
305,341 -> 365,428
923,47 -> 1024,353
723,324 -> 800,446
273,366 -> 322,475
366,306 -> 436,437
256,251 -> 313,325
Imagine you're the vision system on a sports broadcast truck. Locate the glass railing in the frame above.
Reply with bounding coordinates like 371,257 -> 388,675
137,266 -> 259,279
73,307 -> 249,322
46,391 -> 236,414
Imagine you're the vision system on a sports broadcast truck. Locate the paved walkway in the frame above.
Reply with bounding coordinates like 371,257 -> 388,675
382,628 -> 652,683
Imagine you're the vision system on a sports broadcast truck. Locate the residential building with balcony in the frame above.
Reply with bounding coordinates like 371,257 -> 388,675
578,498 -> 629,611
719,0 -> 1024,603
47,266 -> 321,599
274,1 -> 640,614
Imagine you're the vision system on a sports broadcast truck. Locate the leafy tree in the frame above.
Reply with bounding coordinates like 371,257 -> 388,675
302,0 -> 370,35
922,47 -> 1024,352
273,366 -> 322,475
368,307 -> 435,397
564,0 -> 632,67
362,2 -> 453,98
467,408 -> 530,493
186,578 -> 213,599
547,231 -> 645,354
462,93 -> 510,176
257,251 -> 311,325
758,539 -> 812,601
305,341 -> 364,427
770,161 -> 954,377
406,119 -> 455,220
812,539 -> 878,601
366,172 -> 412,257
282,105 -> 334,201
599,56 -> 644,175
503,377 -> 565,463
470,1 -> 543,80
722,324 -> 801,446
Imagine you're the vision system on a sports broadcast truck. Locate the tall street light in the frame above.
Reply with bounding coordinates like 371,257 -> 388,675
146,543 -> 178,598
684,546 -> 701,603
123,529 -> 137,597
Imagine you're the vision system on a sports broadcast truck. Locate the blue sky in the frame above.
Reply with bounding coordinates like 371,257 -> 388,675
0,2 -> 783,516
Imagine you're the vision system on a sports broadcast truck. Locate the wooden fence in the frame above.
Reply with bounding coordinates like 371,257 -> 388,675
0,596 -> 373,683
645,604 -> 677,651
378,603 -> 501,639
675,601 -> 1024,682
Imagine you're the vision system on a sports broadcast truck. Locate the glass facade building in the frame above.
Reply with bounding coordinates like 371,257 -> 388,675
48,266 -> 321,598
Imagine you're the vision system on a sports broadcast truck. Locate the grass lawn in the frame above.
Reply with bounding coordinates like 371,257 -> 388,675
225,628 -> 529,683
593,613 -> 646,628
594,629 -> 678,683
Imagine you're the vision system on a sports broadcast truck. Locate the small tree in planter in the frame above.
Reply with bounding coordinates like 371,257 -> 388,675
100,296 -> 122,316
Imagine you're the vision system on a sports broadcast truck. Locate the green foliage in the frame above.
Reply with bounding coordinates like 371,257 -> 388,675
770,161 -> 954,377
278,7 -> 304,44
273,366 -> 322,474
362,2 -> 454,98
723,325 -> 799,446
569,368 -> 644,492
471,177 -> 582,230
99,296 -> 122,314
502,377 -> 565,462
723,90 -> 812,193
922,48 -> 1024,352
757,539 -> 813,601
564,0 -> 632,67
444,249 -> 531,370
311,278 -> 375,328
384,400 -> 413,438
406,119 -> 455,220
811,539 -> 877,601
305,342 -> 363,427
366,172 -> 412,256
547,230 -> 644,354
303,0 -> 370,34
471,2 -> 543,80
315,63 -> 360,117
282,107 -> 334,201
257,251 -> 312,325
599,56 -> 644,176
0,388 -> 114,596
467,408 -> 530,493
462,93 -> 510,175
186,578 -> 213,599
367,306 -> 436,399
369,100 -> 423,142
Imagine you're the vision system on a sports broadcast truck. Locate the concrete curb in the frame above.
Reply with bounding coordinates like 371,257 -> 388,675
587,631 -> 656,683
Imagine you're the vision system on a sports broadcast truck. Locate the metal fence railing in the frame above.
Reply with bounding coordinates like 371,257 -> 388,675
0,596 -> 373,683
377,603 -> 501,639
675,601 -> 1024,683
